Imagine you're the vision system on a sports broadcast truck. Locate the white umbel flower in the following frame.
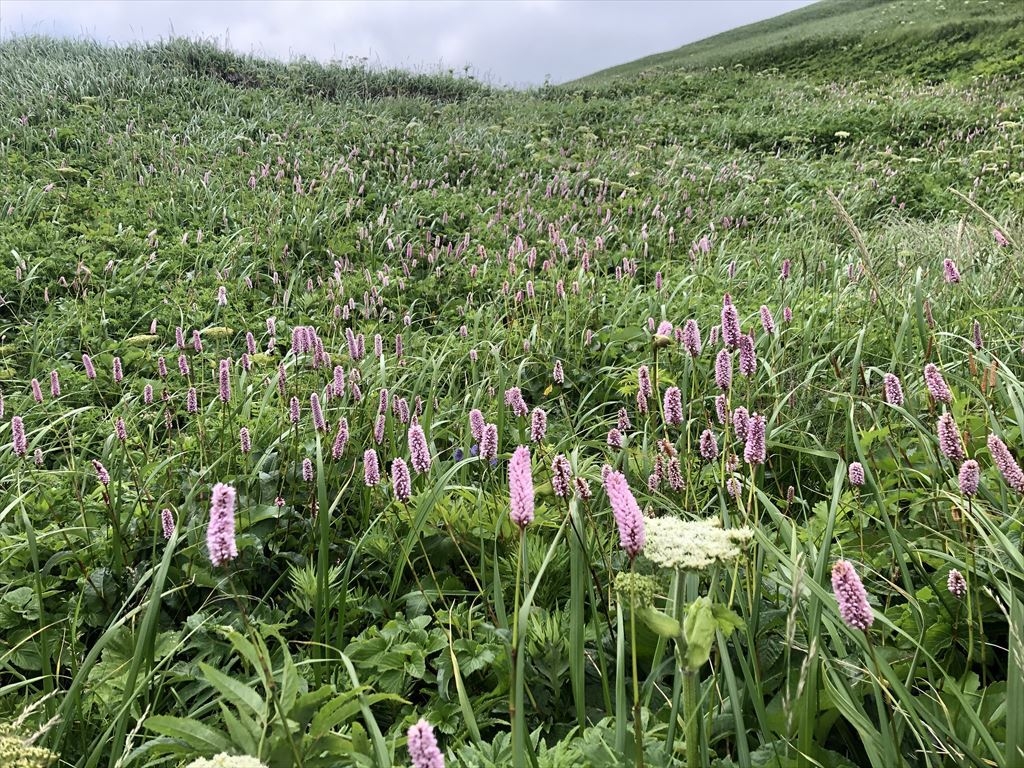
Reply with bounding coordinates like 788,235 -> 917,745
643,516 -> 752,571
184,755 -> 268,768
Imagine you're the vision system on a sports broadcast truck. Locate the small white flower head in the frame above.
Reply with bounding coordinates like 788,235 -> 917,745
642,516 -> 753,571
184,755 -> 269,768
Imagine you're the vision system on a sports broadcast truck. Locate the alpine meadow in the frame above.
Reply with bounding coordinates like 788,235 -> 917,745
2,0 -> 1024,766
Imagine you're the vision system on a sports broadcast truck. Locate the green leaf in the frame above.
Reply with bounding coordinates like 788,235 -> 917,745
199,661 -> 267,719
682,597 -> 717,671
143,715 -> 233,753
711,604 -> 744,637
639,605 -> 681,639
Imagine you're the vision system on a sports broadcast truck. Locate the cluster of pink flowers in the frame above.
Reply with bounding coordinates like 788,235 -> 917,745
508,445 -> 534,528
831,560 -> 873,630
603,468 -> 645,559
206,483 -> 238,566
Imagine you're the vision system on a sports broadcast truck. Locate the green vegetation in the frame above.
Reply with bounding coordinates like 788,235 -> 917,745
576,0 -> 1024,83
0,0 -> 1022,765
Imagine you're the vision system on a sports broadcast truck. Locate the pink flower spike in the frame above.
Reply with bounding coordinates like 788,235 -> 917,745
603,469 -> 645,559
407,718 -> 445,768
508,445 -> 535,528
831,560 -> 873,630
207,483 -> 238,566
392,457 -> 412,502
11,415 -> 27,457
408,423 -> 432,474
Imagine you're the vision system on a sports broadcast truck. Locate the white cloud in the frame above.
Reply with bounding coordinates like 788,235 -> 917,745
1,0 -> 817,86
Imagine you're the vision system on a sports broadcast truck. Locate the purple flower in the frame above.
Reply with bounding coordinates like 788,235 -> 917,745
937,413 -> 964,462
469,408 -> 485,443
972,319 -> 982,351
31,378 -> 42,403
83,354 -> 96,380
715,349 -> 732,391
617,408 -> 631,431
239,426 -> 251,453
603,468 -> 645,559
552,454 -> 572,498
302,457 -> 313,483
311,392 -> 326,432
192,330 -> 203,353
363,449 -> 381,486
607,428 -> 624,448
666,456 -> 683,491
245,331 -> 256,355
113,357 -> 123,383
186,387 -> 198,413
726,476 -> 741,498
987,434 -> 1024,492
732,407 -> 750,441
11,415 -> 27,457
504,387 -> 528,418
553,360 -> 564,384
207,483 -> 238,566
924,364 -> 953,404
780,259 -> 791,280
783,307 -> 793,324
218,359 -> 231,403
848,461 -> 865,487
637,365 -> 653,401
408,424 -> 432,474
721,298 -> 741,349
759,305 -> 775,335
378,388 -> 389,415
161,508 -> 175,539
289,396 -> 300,424
947,569 -> 967,599
663,387 -> 683,427
530,407 -> 547,442
481,423 -> 498,461
392,457 -> 412,502
699,429 -> 718,461
743,413 -> 766,465
175,326 -> 185,350
738,334 -> 756,377
115,417 -> 127,442
942,258 -> 961,284
373,414 -> 386,444
682,319 -> 702,357
958,459 -> 980,497
91,459 -> 111,486
158,356 -> 167,378
509,445 -> 535,528
715,394 -> 727,425
143,384 -> 153,404
178,354 -> 190,377
883,373 -> 904,406
407,718 -> 445,768
575,476 -> 593,499
332,418 -> 349,459
831,560 -> 873,630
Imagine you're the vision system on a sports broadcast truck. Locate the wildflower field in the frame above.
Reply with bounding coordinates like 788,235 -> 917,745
2,1 -> 1024,765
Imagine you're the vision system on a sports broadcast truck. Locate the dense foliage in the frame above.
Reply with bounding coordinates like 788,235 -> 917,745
1,1 -> 1023,765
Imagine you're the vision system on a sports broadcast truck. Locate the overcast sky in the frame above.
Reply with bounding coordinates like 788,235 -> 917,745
1,0 -> 816,86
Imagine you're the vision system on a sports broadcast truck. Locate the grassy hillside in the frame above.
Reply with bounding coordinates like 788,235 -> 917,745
575,0 -> 1024,84
0,9 -> 1023,768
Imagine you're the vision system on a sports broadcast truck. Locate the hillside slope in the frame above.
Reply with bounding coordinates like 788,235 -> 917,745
574,0 -> 1024,85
